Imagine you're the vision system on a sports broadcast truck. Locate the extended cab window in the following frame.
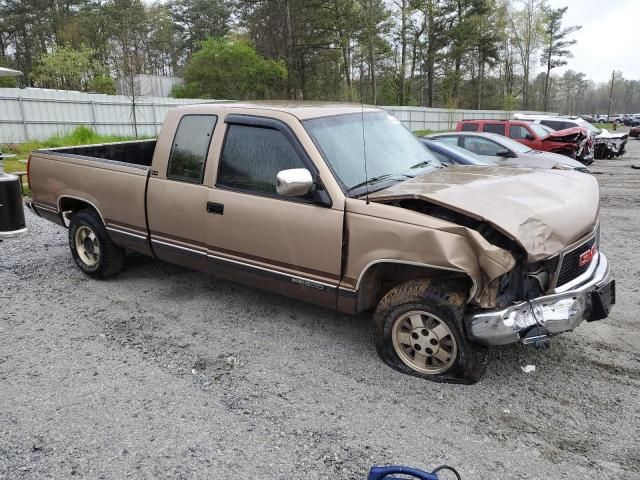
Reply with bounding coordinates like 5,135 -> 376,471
461,123 -> 479,132
217,124 -> 305,195
482,123 -> 506,136
167,115 -> 217,183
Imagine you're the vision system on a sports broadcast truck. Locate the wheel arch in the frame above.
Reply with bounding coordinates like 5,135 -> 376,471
355,260 -> 476,313
58,196 -> 106,227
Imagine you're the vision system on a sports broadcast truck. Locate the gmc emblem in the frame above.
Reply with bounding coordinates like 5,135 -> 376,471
578,244 -> 597,267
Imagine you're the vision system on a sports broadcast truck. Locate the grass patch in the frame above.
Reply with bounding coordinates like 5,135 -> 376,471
593,122 -> 629,131
2,126 -> 135,159
413,129 -> 435,136
1,126 -> 140,194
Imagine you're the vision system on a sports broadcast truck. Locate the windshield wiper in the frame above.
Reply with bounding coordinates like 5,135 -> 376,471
409,160 -> 432,169
346,173 -> 394,193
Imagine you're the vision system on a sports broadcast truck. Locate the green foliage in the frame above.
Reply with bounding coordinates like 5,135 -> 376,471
0,58 -> 19,87
0,0 -> 632,113
89,75 -> 116,95
503,95 -> 518,111
412,129 -> 436,136
31,46 -> 106,92
3,127 -> 134,157
1,127 -> 136,181
176,38 -> 287,99
0,77 -> 17,88
170,0 -> 230,55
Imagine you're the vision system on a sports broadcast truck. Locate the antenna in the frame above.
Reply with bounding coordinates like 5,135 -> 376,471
360,101 -> 370,204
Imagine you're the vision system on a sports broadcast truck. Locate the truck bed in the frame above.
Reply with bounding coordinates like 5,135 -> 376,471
28,140 -> 155,248
40,139 -> 156,167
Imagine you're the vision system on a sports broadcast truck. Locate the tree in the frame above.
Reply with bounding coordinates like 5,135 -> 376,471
174,38 -> 287,100
31,46 -> 105,91
540,6 -> 580,112
170,0 -> 230,59
509,0 -> 545,109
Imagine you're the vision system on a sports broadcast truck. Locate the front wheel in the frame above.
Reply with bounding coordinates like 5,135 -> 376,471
373,279 -> 487,384
68,209 -> 124,279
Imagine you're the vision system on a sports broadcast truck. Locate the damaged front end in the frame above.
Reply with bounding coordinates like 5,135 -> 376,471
368,166 -> 613,347
466,240 -> 614,346
544,127 -> 594,164
594,130 -> 628,159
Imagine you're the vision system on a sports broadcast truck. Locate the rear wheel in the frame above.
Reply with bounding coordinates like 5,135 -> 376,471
373,279 -> 487,384
68,209 -> 124,278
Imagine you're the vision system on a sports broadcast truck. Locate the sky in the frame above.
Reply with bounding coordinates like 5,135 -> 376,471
548,0 -> 640,83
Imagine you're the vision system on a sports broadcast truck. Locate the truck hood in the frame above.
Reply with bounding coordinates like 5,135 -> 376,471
542,126 -> 587,143
369,166 -> 599,261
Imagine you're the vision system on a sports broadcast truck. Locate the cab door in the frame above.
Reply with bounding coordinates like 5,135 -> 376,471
146,114 -> 217,271
203,115 -> 344,308
508,124 -> 538,150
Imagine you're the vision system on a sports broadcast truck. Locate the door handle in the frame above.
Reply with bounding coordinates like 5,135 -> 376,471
207,202 -> 224,215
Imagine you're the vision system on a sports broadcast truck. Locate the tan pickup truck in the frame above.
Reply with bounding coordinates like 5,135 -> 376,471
27,103 -> 615,384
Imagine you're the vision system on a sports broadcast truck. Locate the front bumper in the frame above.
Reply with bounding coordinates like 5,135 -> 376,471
466,252 -> 614,346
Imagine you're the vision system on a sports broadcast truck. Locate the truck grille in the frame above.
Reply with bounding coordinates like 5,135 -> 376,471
556,237 -> 596,286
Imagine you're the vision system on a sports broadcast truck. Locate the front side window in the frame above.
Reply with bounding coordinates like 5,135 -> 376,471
509,125 -> 530,139
217,124 -> 305,195
482,123 -> 506,136
167,115 -> 217,183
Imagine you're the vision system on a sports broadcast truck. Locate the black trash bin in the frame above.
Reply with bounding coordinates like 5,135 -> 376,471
0,170 -> 27,238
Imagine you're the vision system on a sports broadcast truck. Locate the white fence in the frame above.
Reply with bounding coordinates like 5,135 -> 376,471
382,106 -> 547,132
0,88 -> 205,143
0,88 -> 547,143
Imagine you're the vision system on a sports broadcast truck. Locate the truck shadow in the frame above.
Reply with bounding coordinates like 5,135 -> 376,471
114,252 -> 609,386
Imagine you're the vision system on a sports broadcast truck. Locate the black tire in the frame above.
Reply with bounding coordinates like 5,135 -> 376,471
373,279 -> 487,384
68,209 -> 124,279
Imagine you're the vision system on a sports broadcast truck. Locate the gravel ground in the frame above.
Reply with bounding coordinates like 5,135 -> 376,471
2,139 -> 640,480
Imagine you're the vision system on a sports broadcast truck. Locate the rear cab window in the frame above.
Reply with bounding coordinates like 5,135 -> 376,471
482,123 -> 506,136
461,122 -> 479,132
167,115 -> 217,183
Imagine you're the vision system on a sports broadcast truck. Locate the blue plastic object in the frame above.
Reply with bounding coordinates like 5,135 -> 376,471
367,466 -> 440,480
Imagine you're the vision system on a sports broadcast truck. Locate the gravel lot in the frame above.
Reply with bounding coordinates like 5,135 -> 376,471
2,138 -> 640,479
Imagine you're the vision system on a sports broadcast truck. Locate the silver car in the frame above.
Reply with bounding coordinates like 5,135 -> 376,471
424,132 -> 589,173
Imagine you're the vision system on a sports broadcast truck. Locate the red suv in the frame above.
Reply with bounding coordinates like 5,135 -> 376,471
456,119 -> 594,165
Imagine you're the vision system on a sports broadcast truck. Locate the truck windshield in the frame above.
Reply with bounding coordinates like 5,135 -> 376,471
304,112 -> 441,194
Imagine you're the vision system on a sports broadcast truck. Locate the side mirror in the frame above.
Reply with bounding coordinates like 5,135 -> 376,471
525,134 -> 535,141
276,168 -> 313,197
495,149 -> 514,158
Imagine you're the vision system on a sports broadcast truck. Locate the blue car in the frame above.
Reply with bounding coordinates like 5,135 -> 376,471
418,138 -> 496,166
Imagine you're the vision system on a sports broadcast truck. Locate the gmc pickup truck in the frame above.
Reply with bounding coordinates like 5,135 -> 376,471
27,103 -> 615,384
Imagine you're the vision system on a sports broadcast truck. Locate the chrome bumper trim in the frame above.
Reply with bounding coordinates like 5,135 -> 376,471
466,252 -> 611,346
0,227 -> 27,238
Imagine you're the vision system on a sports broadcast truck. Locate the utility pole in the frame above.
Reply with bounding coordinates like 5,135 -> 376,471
607,70 -> 615,120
